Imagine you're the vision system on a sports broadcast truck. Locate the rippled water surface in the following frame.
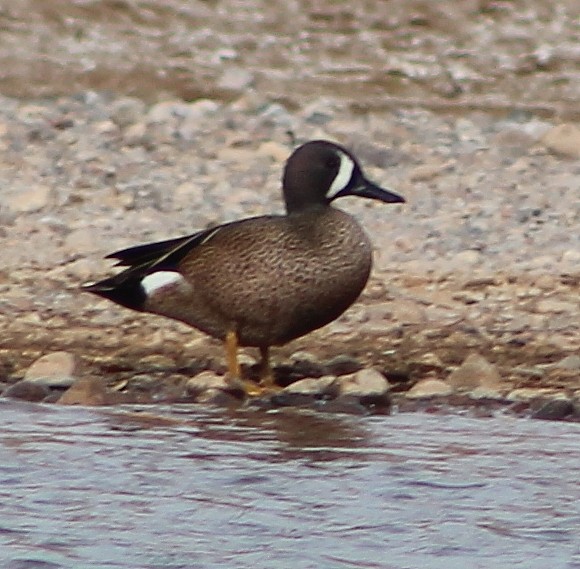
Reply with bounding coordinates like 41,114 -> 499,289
1,401 -> 579,569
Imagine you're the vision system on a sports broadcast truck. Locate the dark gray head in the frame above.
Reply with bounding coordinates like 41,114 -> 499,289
282,140 -> 405,214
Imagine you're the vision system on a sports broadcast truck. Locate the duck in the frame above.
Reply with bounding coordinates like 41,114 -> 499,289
83,140 -> 405,394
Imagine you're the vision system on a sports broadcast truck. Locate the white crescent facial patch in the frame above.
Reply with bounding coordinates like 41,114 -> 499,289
326,152 -> 355,199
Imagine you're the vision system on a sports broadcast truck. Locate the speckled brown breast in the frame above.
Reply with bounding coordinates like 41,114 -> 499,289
145,207 -> 373,347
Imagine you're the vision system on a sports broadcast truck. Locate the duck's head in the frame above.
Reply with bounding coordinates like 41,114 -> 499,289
282,140 -> 405,214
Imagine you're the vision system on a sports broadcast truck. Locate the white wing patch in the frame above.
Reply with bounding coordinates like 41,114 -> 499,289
326,152 -> 355,199
141,271 -> 185,296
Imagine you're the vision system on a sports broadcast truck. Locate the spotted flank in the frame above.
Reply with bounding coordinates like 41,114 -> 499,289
326,152 -> 355,199
141,271 -> 185,296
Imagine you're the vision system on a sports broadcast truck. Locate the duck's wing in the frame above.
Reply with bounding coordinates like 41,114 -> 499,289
81,225 -> 224,307
106,229 -> 213,269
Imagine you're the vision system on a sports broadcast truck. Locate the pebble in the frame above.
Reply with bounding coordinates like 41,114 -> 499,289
553,355 -> 580,370
217,67 -> 254,91
194,388 -> 242,407
257,140 -> 289,162
405,379 -> 454,399
446,353 -> 502,390
541,124 -> 580,158
5,184 -> 52,213
288,351 -> 326,378
335,368 -> 390,397
2,380 -> 50,402
535,298 -> 578,314
532,398 -> 575,421
24,351 -> 79,387
109,97 -> 147,128
282,375 -> 337,396
467,386 -> 505,400
324,354 -> 363,376
506,388 -> 560,402
57,377 -> 110,406
185,371 -> 230,397
409,352 -> 446,373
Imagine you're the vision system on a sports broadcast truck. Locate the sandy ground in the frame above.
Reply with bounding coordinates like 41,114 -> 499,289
0,1 -> 578,411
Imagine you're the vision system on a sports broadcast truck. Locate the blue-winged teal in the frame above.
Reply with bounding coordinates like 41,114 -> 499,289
83,140 -> 405,393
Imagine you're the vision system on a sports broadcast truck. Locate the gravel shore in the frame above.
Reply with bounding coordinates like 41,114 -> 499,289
0,90 -> 578,418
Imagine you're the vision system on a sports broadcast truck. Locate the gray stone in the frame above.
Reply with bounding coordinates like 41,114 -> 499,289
325,354 -> 363,376
553,355 -> 580,370
532,398 -> 575,421
109,97 -> 146,128
2,380 -> 50,402
217,68 -> 254,91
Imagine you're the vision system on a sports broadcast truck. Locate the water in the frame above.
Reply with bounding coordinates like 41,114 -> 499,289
1,400 -> 579,569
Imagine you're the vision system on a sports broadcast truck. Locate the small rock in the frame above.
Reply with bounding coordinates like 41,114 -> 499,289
109,97 -> 146,128
324,354 -> 363,376
561,249 -> 580,266
452,291 -> 485,304
406,379 -> 453,399
186,99 -> 220,118
2,380 -> 50,402
409,160 -> 451,182
301,98 -> 337,125
195,388 -> 242,407
447,353 -> 502,390
288,351 -> 326,377
335,368 -> 390,397
177,100 -> 221,140
467,386 -> 504,400
123,122 -> 147,146
409,352 -> 446,373
390,300 -> 427,324
532,398 -> 575,421
506,388 -> 559,402
316,396 -> 370,416
553,355 -> 580,370
185,371 -> 229,396
257,141 -> 289,162
57,377 -> 109,406
147,101 -> 188,123
535,298 -> 578,314
25,351 -> 79,387
62,227 -> 100,255
541,124 -> 580,158
450,250 -> 482,267
5,184 -> 52,213
512,366 -> 545,378
283,375 -> 336,396
217,68 -> 254,91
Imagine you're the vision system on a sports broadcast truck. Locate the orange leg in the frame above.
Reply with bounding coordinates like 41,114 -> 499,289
258,346 -> 275,388
225,330 -> 242,378
225,331 -> 263,397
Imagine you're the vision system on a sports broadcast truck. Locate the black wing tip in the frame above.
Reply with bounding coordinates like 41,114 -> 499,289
81,276 -> 146,311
